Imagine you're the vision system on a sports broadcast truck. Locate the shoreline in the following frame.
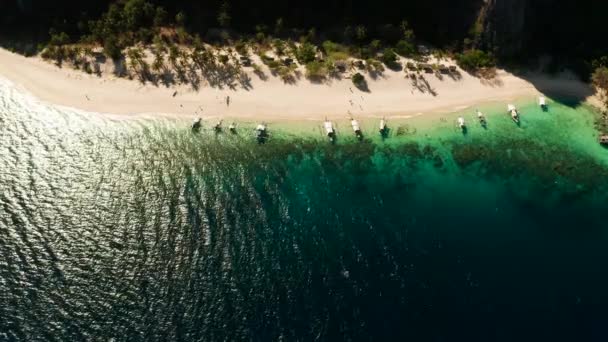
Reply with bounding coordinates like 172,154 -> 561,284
0,47 -> 599,124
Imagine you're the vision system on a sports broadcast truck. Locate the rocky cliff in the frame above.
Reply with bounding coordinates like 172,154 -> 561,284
478,0 -> 528,57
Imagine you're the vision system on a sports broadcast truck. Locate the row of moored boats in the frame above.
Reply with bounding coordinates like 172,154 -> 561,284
455,97 -> 549,132
192,118 -> 269,143
190,97 -> 608,145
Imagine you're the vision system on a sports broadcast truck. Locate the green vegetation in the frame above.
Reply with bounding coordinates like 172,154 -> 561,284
352,72 -> 364,84
380,49 -> 398,66
23,0 -> 606,93
395,40 -> 416,57
455,49 -> 495,72
592,65 -> 608,107
322,41 -> 349,61
305,61 -> 328,79
295,42 -> 317,64
364,59 -> 384,74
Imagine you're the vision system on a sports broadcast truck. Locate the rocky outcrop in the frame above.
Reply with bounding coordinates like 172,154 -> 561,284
478,0 -> 528,57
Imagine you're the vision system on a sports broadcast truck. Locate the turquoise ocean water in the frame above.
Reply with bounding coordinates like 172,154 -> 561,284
1,77 -> 608,341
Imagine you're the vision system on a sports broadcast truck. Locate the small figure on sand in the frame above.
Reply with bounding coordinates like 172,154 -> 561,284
226,96 -> 230,107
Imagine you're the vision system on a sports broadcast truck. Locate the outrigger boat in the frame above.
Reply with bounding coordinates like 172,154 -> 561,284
350,118 -> 363,140
324,118 -> 336,142
192,117 -> 202,132
213,119 -> 223,133
379,117 -> 388,137
539,96 -> 547,110
228,122 -> 237,134
457,117 -> 466,132
508,104 -> 520,123
476,110 -> 487,128
256,123 -> 268,143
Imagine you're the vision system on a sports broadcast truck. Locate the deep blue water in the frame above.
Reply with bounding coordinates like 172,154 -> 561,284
1,79 -> 608,341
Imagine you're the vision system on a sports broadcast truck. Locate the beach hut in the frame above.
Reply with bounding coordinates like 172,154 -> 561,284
406,62 -> 417,71
354,60 -> 365,70
438,65 -> 450,74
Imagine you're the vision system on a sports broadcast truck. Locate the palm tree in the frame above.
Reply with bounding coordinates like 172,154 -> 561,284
152,50 -> 165,73
168,44 -> 180,69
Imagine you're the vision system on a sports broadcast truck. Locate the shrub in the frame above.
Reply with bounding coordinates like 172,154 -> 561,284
104,36 -> 123,60
218,54 -> 229,65
272,39 -> 286,56
235,39 -> 248,56
369,40 -> 382,54
365,58 -> 385,73
395,40 -> 416,57
352,72 -> 365,85
322,40 -> 350,61
592,67 -> 608,105
456,49 -> 495,72
380,49 -> 398,66
355,46 -> 373,60
49,31 -> 70,46
267,60 -> 281,70
305,61 -> 327,79
330,51 -> 349,61
278,65 -> 297,82
296,42 -> 317,64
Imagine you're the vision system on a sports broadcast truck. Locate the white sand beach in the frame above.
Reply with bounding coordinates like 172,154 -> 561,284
0,47 -> 598,121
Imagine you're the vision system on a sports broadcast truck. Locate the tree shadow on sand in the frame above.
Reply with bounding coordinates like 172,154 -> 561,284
411,75 -> 437,96
508,69 -> 595,108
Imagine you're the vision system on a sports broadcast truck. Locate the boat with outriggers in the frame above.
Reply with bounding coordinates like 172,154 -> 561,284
228,122 -> 237,134
539,96 -> 548,111
192,117 -> 202,132
508,104 -> 520,124
457,116 -> 467,133
350,118 -> 363,140
213,119 -> 223,133
379,117 -> 388,137
323,118 -> 336,142
476,110 -> 487,128
255,123 -> 268,143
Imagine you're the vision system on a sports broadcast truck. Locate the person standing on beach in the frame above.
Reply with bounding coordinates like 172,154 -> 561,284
226,96 -> 230,107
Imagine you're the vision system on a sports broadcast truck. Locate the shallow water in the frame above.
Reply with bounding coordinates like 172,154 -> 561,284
1,78 -> 608,341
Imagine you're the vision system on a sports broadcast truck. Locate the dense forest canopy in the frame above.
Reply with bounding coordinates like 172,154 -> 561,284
1,0 -> 607,75
0,0 -> 481,45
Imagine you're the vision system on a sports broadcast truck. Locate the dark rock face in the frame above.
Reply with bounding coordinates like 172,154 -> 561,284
479,0 -> 528,57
